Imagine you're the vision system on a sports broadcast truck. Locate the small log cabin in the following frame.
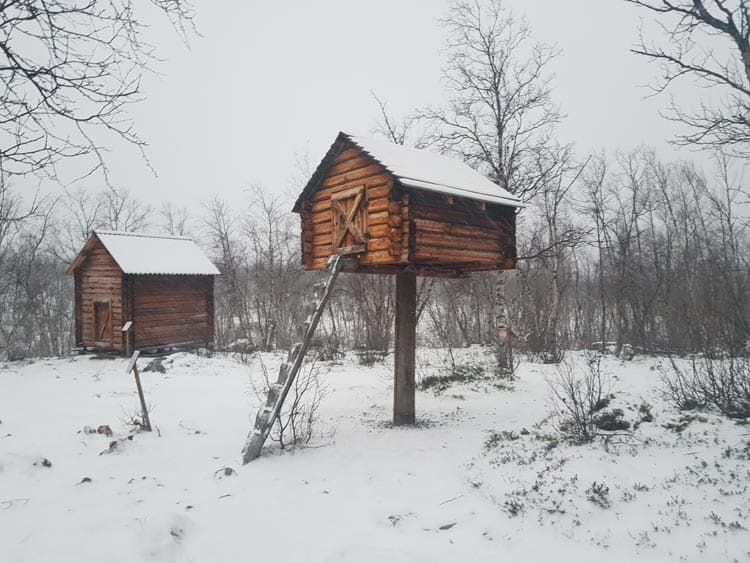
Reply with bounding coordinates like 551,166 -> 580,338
67,231 -> 220,353
293,132 -> 522,276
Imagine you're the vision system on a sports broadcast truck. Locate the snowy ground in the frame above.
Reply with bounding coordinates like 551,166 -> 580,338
1,348 -> 748,562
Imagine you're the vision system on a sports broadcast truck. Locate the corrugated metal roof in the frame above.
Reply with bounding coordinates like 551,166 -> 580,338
92,230 -> 219,275
345,133 -> 522,207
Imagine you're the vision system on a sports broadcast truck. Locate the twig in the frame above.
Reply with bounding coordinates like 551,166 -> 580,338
439,494 -> 464,506
302,440 -> 336,450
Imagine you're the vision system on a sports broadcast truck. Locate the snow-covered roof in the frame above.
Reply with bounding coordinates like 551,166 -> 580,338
344,133 -> 522,207
68,230 -> 219,275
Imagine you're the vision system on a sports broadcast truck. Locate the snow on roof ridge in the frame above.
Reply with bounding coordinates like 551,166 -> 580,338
94,229 -> 192,241
341,132 -> 522,207
92,230 -> 219,275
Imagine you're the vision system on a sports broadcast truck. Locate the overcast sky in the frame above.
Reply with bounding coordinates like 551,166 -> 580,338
52,0 -> 717,211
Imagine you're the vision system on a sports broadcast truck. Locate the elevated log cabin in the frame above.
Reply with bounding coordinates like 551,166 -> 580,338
293,132 -> 523,427
67,231 -> 220,353
293,132 -> 522,276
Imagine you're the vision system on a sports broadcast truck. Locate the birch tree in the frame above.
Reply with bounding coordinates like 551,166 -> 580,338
419,0 -> 565,374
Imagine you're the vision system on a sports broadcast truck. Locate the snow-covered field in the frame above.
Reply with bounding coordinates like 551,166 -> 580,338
1,349 -> 748,562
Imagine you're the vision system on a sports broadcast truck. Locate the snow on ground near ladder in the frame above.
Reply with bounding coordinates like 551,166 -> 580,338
1,349 -> 748,562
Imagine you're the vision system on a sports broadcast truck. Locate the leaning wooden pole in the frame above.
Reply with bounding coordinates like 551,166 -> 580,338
126,350 -> 151,432
393,273 -> 416,425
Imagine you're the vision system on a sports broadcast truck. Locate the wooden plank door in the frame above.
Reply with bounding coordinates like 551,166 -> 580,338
94,301 -> 112,345
330,186 -> 367,255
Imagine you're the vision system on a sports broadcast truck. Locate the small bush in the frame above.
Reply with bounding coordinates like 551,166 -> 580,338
484,430 -> 519,450
661,357 -> 750,419
249,357 -> 327,450
662,413 -> 708,433
586,481 -> 611,508
418,362 -> 486,392
143,357 -> 166,373
356,350 -> 387,366
593,396 -> 611,412
504,499 -> 524,517
593,408 -> 631,432
315,344 -> 344,363
638,402 -> 654,423
548,353 -> 611,443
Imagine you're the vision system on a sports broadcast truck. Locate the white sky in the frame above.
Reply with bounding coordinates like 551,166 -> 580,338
43,0 -> 720,210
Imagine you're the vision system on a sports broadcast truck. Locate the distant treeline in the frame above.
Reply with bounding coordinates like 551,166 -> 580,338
1,148 -> 747,362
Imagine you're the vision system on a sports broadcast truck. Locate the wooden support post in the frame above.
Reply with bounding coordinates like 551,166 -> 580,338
126,350 -> 152,432
394,273 -> 416,426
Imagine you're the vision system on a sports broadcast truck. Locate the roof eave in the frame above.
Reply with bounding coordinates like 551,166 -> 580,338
397,178 -> 524,208
292,132 -> 353,213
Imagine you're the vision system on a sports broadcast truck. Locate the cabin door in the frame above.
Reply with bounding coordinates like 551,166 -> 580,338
331,186 -> 367,255
94,301 -> 112,345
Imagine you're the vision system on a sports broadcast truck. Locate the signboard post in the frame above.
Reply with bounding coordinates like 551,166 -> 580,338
125,350 -> 151,432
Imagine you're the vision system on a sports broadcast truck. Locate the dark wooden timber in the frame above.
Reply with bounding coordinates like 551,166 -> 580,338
293,134 -> 517,274
393,273 -> 417,426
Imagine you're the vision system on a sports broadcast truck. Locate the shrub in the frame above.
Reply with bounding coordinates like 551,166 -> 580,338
548,353 -> 609,443
586,481 -> 611,508
418,362 -> 486,392
356,350 -> 387,366
250,357 -> 327,450
661,357 -> 750,419
593,408 -> 631,432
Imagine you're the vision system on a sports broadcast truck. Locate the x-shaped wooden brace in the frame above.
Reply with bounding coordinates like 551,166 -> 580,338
332,190 -> 366,249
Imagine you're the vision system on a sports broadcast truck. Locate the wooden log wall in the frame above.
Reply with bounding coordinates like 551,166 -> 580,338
131,275 -> 214,348
410,190 -> 516,270
302,144 -> 407,270
76,241 -> 123,350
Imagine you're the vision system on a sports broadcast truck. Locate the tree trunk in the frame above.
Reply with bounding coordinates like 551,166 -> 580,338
494,271 -> 513,375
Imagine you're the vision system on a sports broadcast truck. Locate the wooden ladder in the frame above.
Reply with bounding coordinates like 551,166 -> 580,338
241,254 -> 349,463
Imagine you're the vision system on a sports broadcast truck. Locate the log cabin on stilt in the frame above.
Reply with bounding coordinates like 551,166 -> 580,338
67,231 -> 220,354
295,132 -> 522,423
243,131 -> 522,462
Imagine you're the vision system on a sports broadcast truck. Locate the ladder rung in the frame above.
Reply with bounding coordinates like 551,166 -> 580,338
254,408 -> 272,429
276,362 -> 290,384
288,343 -> 301,362
265,383 -> 282,406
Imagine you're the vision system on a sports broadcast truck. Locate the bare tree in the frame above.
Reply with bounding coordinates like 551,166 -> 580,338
202,196 -> 252,347
419,0 -> 565,375
535,152 -> 589,361
158,202 -> 191,236
100,188 -> 151,232
370,91 -> 418,146
0,0 -> 195,183
419,0 -> 563,200
625,0 -> 750,153
244,186 -> 306,351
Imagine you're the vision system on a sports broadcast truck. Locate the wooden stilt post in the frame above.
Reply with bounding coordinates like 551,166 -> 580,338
394,273 -> 416,426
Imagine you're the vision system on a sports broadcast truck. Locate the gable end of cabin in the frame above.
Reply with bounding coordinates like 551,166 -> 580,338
295,133 -> 518,276
71,236 -> 125,351
298,139 -> 408,270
